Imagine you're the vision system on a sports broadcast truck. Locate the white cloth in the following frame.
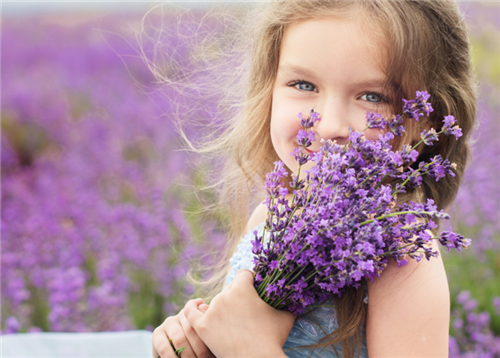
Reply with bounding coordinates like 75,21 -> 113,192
1,330 -> 153,358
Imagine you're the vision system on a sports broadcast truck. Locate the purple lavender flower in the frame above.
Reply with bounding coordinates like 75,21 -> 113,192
439,229 -> 472,252
415,90 -> 434,116
450,292 -> 500,357
387,114 -> 406,136
296,129 -> 316,148
252,92 -> 469,315
402,90 -> 434,120
298,109 -> 321,129
494,297 -> 500,316
442,115 -> 463,140
403,99 -> 424,121
4,316 -> 21,334
420,128 -> 439,146
365,111 -> 387,130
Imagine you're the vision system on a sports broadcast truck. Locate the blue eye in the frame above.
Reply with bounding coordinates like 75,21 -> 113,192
297,82 -> 316,91
288,80 -> 318,92
360,92 -> 387,103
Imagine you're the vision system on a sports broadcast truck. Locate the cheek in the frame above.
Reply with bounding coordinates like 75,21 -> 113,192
364,128 -> 384,141
270,112 -> 302,152
270,100 -> 302,151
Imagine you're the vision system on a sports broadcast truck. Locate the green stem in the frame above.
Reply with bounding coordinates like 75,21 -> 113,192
169,338 -> 185,357
359,210 -> 437,226
378,237 -> 440,257
410,129 -> 444,152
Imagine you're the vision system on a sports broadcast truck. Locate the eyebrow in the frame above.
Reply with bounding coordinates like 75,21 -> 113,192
354,79 -> 391,90
277,64 -> 318,80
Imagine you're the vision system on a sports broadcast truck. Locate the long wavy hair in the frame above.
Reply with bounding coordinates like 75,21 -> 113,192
142,1 -> 477,356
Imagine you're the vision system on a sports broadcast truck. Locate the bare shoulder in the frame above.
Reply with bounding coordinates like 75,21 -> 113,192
366,239 -> 450,357
368,239 -> 448,295
245,201 -> 268,233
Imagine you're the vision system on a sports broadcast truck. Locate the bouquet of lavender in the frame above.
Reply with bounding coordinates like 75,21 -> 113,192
251,91 -> 470,315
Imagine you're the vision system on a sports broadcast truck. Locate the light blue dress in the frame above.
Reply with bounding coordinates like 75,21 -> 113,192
226,223 -> 369,358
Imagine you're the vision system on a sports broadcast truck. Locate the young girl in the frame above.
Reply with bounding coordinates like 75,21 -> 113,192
152,0 -> 476,357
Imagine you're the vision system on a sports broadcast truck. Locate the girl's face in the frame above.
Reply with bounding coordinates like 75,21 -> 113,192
271,16 -> 394,174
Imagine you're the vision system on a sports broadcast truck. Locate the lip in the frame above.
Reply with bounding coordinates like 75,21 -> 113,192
305,148 -> 319,155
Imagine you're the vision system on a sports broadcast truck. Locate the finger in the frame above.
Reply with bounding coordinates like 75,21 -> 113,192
199,304 -> 209,313
167,334 -> 195,358
152,327 -> 181,358
165,315 -> 196,358
184,299 -> 206,330
179,310 -> 214,358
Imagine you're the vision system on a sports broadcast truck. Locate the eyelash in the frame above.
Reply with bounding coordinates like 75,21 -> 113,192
286,79 -> 318,93
359,91 -> 390,106
286,79 -> 390,106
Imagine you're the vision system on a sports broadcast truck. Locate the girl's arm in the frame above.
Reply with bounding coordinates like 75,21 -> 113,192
366,239 -> 450,357
184,269 -> 295,358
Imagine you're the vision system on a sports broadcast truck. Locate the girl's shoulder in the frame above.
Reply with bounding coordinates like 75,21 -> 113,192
365,237 -> 450,356
245,201 -> 268,233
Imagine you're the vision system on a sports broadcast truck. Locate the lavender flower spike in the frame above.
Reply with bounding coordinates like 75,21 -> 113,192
253,92 -> 468,315
442,115 -> 463,140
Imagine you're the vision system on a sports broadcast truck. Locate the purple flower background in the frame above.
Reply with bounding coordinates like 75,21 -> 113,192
1,8 -> 228,333
1,2 -> 499,356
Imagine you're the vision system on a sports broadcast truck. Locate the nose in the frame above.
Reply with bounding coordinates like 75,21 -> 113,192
313,99 -> 351,145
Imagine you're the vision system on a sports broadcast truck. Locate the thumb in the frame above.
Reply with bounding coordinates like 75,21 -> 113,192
233,269 -> 255,287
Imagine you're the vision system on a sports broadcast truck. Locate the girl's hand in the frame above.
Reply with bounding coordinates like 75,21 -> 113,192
152,299 -> 214,358
185,269 -> 295,358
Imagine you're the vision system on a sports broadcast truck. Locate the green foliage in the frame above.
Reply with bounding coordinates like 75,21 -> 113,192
445,246 -> 500,335
470,27 -> 500,85
127,271 -> 166,330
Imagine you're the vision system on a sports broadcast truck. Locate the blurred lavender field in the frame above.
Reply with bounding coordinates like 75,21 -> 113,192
1,2 -> 500,356
1,6 -> 229,333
